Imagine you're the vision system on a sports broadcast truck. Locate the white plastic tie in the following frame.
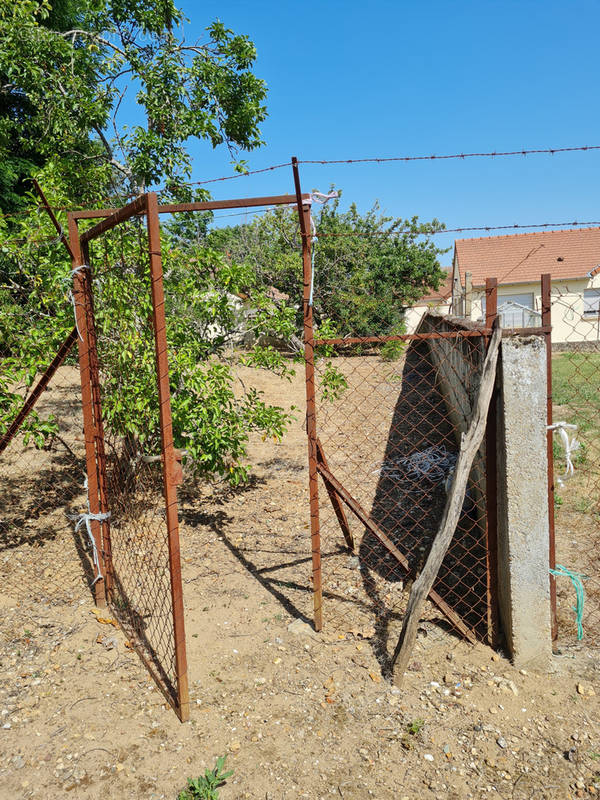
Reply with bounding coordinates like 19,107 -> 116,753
306,191 -> 338,307
548,421 -> 579,486
311,190 -> 340,204
70,510 -> 111,584
67,264 -> 91,341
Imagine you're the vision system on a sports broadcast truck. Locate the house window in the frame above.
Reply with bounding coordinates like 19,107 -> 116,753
583,288 -> 600,317
497,293 -> 539,328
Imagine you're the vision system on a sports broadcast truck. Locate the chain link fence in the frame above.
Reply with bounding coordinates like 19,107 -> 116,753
300,204 -> 497,661
0,206 -> 94,607
548,286 -> 600,647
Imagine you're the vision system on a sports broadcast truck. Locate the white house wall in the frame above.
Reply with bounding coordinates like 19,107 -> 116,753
404,300 -> 451,335
466,276 -> 600,344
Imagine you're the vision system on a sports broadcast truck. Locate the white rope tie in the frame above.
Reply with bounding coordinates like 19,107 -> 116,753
548,421 -> 579,486
307,191 -> 339,307
311,190 -> 340,204
69,475 -> 110,585
67,264 -> 90,340
70,510 -> 111,585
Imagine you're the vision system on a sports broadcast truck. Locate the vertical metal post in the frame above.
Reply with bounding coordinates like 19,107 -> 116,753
541,273 -> 558,641
67,214 -> 106,608
81,239 -> 114,599
292,157 -> 323,632
485,277 -> 500,645
145,192 -> 190,722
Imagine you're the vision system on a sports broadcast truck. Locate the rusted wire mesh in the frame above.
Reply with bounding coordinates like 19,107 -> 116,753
0,230 -> 95,607
308,276 -> 493,655
548,287 -> 600,647
84,210 -> 186,713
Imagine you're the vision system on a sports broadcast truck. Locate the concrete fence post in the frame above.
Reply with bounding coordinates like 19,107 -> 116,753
496,335 -> 552,670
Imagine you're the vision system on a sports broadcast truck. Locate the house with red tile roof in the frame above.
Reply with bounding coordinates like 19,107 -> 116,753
450,227 -> 600,344
404,269 -> 453,333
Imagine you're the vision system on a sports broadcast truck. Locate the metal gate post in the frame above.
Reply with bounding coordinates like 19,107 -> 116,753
67,214 -> 107,607
80,239 -> 114,599
145,192 -> 190,722
541,273 -> 558,640
485,277 -> 500,645
292,157 -> 323,632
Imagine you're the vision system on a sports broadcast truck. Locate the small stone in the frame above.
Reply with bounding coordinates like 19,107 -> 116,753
489,707 -> 498,715
497,737 -> 507,749
287,619 -> 314,637
491,654 -> 500,662
229,741 -> 241,753
423,753 -> 434,762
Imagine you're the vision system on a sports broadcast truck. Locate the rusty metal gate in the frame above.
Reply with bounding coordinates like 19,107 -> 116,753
293,165 -> 501,651
68,194 -> 189,720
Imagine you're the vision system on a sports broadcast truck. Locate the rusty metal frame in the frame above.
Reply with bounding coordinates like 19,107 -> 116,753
0,327 -> 78,456
146,192 -> 190,722
72,193 -> 191,719
72,193 -> 308,222
292,158 -> 324,631
67,214 -> 108,607
541,273 -> 558,640
68,187 -> 316,719
291,158 -> 497,643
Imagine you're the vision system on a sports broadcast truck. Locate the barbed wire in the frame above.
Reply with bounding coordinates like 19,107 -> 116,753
2,143 -> 598,219
298,220 -> 600,239
156,144 -> 600,190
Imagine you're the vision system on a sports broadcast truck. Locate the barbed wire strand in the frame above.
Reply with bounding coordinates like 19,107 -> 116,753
157,144 -> 600,190
299,220 -> 600,239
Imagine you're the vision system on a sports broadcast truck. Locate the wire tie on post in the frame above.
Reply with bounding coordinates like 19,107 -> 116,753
67,264 -> 91,341
69,510 -> 111,585
547,421 -> 579,486
307,191 -> 339,307
549,564 -> 588,640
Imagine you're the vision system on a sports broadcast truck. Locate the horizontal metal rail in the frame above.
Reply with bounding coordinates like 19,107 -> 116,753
74,193 -> 310,223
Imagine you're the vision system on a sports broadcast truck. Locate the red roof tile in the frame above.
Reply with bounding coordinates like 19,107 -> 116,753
454,227 -> 600,287
417,270 -> 453,304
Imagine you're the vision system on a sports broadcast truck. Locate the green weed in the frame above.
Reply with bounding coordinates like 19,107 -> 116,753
178,756 -> 233,800
406,718 -> 425,736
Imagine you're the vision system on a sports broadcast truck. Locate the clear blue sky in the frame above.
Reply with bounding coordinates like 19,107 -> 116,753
167,0 -> 600,259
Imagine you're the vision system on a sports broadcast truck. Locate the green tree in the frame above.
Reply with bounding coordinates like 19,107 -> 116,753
208,192 -> 447,337
0,1 -> 300,485
0,0 -> 267,208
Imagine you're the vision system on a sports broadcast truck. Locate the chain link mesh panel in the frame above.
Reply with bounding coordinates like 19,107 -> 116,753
307,258 -> 494,652
81,199 -> 188,717
549,286 -> 600,647
0,219 -> 96,607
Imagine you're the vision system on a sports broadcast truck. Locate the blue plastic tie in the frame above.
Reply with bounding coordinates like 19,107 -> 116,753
550,564 -> 588,640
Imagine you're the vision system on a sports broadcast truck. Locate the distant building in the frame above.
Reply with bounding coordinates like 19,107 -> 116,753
404,270 -> 453,334
450,227 -> 600,345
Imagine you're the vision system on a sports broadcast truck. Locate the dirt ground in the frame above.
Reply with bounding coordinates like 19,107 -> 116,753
1,363 -> 600,800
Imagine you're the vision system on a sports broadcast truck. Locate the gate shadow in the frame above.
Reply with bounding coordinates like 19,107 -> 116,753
359,339 -> 488,671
